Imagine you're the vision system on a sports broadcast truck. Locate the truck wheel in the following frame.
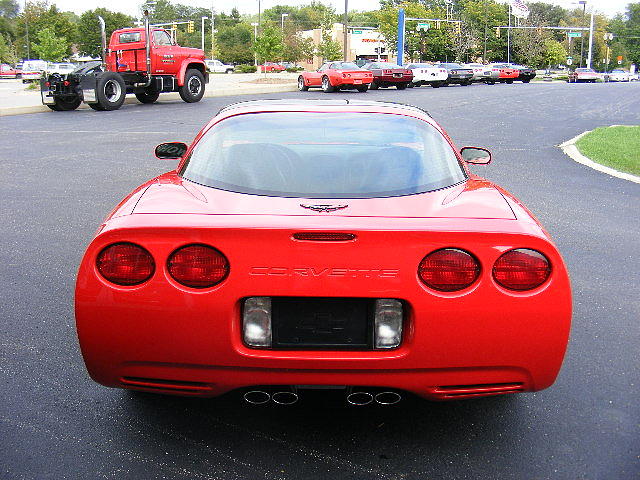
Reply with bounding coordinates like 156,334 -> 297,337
96,72 -> 126,111
47,96 -> 81,111
135,89 -> 160,104
179,69 -> 205,103
89,103 -> 106,111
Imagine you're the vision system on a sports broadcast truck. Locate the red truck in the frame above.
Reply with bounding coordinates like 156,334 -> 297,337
40,11 -> 208,111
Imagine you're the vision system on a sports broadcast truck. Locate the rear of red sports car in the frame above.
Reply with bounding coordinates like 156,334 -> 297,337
75,101 -> 571,402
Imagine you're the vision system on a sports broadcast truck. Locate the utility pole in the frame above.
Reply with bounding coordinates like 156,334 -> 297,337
25,0 -> 30,59
210,4 -> 215,59
579,0 -> 586,67
251,22 -> 258,66
201,16 -> 207,52
483,0 -> 487,63
586,8 -> 594,68
507,3 -> 511,63
343,0 -> 348,61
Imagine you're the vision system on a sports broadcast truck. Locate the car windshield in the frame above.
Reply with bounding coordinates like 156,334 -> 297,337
370,62 -> 401,69
336,62 -> 360,69
440,63 -> 463,68
180,112 -> 466,198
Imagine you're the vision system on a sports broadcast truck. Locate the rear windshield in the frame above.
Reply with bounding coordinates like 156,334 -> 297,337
180,112 -> 466,198
119,32 -> 141,43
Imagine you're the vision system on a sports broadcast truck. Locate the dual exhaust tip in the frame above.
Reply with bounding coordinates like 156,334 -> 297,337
243,389 -> 402,406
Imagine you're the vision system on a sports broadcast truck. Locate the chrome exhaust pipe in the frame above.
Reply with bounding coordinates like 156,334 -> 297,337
374,391 -> 402,405
346,391 -> 374,406
272,391 -> 299,405
243,390 -> 271,405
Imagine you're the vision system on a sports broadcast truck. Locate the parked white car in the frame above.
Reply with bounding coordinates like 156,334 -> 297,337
607,69 -> 631,82
46,62 -> 76,75
464,63 -> 498,84
405,63 -> 448,88
205,59 -> 234,74
21,59 -> 47,82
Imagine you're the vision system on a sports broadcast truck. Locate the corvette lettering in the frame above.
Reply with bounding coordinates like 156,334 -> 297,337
249,267 -> 399,278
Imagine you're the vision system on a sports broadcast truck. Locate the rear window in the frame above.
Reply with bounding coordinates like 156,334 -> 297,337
180,112 -> 466,198
119,32 -> 141,43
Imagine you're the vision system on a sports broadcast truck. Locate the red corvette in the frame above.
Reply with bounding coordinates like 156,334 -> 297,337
259,62 -> 285,72
75,100 -> 571,405
298,62 -> 373,93
489,63 -> 520,83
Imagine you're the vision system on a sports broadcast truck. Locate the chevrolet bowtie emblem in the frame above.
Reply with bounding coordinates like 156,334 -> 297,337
300,204 -> 349,213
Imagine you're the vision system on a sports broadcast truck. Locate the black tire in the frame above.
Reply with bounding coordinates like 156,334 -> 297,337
46,103 -> 62,111
356,85 -> 368,92
407,82 -> 414,88
88,102 -> 106,111
95,71 -> 126,111
506,79 -> 514,84
297,76 -> 309,91
225,69 -> 233,74
522,79 -> 531,83
49,95 -> 81,111
431,82 -> 441,88
396,83 -> 408,90
179,69 -> 205,103
486,80 -> 495,85
135,89 -> 160,104
461,80 -> 471,86
369,81 -> 379,90
321,76 -> 334,93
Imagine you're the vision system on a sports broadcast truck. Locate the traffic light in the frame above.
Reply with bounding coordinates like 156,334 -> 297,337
187,20 -> 194,33
436,20 -> 441,29
496,27 -> 501,38
455,22 -> 461,35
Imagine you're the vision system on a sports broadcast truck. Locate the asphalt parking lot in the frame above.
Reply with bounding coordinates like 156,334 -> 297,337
1,82 -> 639,480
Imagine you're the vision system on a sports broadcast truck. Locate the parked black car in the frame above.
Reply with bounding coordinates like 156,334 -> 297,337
509,64 -> 536,83
436,63 -> 474,86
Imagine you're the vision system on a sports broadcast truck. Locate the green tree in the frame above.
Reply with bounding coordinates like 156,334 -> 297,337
31,26 -> 66,61
0,33 -> 18,63
542,38 -> 567,67
316,9 -> 342,61
216,23 -> 254,64
254,26 -> 284,63
78,8 -> 133,57
17,2 -> 77,58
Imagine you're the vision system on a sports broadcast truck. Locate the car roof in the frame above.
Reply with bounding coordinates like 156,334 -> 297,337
217,99 -> 431,118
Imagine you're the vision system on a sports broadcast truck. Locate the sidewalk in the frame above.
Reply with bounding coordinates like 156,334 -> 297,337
0,72 -> 299,116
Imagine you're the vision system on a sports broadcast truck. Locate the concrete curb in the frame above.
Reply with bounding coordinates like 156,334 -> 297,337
558,127 -> 640,184
0,82 -> 298,117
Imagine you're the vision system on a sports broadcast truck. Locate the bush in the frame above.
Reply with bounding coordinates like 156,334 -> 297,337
236,64 -> 257,73
286,67 -> 304,73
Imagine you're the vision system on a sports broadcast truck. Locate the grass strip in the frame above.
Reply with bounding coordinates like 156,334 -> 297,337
575,125 -> 640,176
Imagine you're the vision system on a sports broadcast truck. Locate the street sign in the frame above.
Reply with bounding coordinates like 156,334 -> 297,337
568,32 -> 582,38
567,58 -> 573,65
352,30 -> 362,34
417,22 -> 430,31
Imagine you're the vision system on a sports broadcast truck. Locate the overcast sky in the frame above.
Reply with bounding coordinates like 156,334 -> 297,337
48,0 -> 633,20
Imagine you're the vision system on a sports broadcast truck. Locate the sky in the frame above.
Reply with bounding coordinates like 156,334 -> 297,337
48,0 -> 633,20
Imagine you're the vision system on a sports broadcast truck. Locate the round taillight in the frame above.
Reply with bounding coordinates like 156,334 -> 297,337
96,243 -> 154,286
168,244 -> 229,288
418,248 -> 480,292
492,249 -> 551,291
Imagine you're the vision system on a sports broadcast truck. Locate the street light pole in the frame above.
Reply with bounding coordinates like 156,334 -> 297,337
281,13 -> 288,32
579,0 -> 586,67
343,0 -> 348,61
251,22 -> 258,66
586,8 -> 594,68
201,16 -> 207,53
210,4 -> 215,59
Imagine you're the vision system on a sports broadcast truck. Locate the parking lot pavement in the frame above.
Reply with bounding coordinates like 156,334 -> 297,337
1,82 -> 639,480
0,73 -> 298,115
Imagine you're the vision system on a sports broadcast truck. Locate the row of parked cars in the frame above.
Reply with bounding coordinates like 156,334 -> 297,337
1,60 -> 77,82
567,67 -> 639,83
298,61 -> 536,92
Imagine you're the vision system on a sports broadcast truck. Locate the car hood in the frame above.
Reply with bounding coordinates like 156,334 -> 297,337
131,174 -> 516,220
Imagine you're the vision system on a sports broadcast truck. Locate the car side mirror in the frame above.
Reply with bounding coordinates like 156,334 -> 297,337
460,146 -> 491,165
155,142 -> 188,159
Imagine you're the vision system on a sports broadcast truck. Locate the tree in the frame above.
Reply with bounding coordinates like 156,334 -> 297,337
542,39 -> 567,67
216,23 -> 254,64
0,33 -> 18,63
78,8 -> 133,57
283,33 -> 315,63
0,0 -> 19,18
17,2 -> 77,58
254,26 -> 284,63
31,26 -> 66,61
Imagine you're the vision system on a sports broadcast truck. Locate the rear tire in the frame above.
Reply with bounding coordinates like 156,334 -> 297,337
396,83 -> 408,90
297,76 -> 309,91
356,85 -> 368,92
369,81 -> 379,90
506,79 -> 514,84
88,102 -> 106,111
50,95 -> 81,111
522,79 -> 531,83
96,71 -> 126,111
407,82 -> 415,88
321,76 -> 334,93
179,69 -> 205,103
431,82 -> 441,88
135,88 -> 160,104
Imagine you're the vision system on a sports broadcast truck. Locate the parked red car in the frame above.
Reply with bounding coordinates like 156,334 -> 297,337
0,63 -> 20,78
75,99 -> 571,404
489,63 -> 520,83
298,62 -> 373,92
568,68 -> 599,83
259,62 -> 285,72
361,62 -> 413,89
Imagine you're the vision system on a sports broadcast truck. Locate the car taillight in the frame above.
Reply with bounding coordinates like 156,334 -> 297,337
168,244 -> 229,288
96,242 -> 155,286
63,80 -> 70,86
418,248 -> 480,292
492,249 -> 551,291
44,81 -> 50,86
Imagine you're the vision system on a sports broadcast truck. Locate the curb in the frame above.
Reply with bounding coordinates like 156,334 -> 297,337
558,128 -> 640,184
0,82 -> 298,117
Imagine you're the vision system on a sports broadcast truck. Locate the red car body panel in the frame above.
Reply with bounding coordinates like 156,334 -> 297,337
301,68 -> 372,88
0,64 -> 19,78
259,63 -> 285,72
75,101 -> 572,401
369,68 -> 413,85
491,65 -> 520,80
